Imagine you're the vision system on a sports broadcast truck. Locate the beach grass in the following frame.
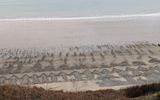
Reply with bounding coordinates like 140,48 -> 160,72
1,83 -> 160,100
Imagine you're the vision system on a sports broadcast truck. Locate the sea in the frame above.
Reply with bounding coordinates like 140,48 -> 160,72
0,0 -> 160,19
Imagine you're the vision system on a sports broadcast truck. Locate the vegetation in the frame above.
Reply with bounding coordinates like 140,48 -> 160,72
121,83 -> 160,98
0,85 -> 127,100
0,83 -> 160,100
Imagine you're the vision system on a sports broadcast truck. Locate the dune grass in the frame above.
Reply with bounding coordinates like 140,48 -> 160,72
0,83 -> 160,100
0,85 -> 127,100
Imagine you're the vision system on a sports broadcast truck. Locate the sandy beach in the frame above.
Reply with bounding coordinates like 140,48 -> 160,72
0,16 -> 160,48
0,16 -> 160,91
0,41 -> 160,91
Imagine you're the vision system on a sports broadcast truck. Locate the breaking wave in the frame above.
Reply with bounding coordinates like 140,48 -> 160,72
0,13 -> 160,21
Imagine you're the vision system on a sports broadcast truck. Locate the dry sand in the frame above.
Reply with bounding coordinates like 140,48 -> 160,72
0,43 -> 160,91
32,81 -> 133,92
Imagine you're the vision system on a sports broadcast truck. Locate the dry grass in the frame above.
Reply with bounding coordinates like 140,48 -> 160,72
0,85 -> 127,100
0,83 -> 160,100
120,83 -> 160,98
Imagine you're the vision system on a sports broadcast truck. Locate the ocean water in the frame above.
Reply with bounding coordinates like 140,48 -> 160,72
0,0 -> 160,18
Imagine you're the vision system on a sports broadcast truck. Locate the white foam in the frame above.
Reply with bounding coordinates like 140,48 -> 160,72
0,13 -> 160,21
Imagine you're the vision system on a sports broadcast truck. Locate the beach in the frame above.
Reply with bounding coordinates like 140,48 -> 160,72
0,41 -> 160,91
0,15 -> 160,91
0,15 -> 160,48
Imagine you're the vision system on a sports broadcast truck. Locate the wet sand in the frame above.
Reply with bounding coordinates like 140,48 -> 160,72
0,16 -> 160,48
